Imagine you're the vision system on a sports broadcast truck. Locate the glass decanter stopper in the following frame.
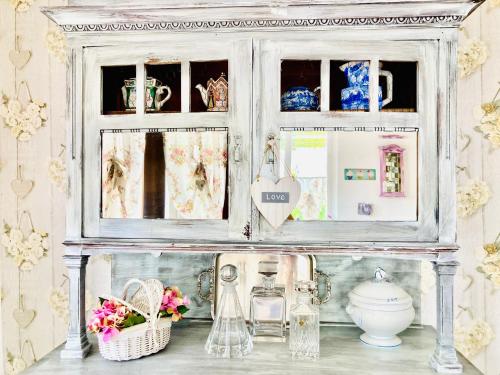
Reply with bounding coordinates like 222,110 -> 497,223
289,280 -> 320,360
249,261 -> 286,342
205,264 -> 253,358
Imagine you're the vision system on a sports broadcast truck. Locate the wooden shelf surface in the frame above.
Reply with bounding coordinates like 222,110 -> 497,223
25,323 -> 480,375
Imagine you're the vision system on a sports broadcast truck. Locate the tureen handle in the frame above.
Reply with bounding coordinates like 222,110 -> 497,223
374,267 -> 387,281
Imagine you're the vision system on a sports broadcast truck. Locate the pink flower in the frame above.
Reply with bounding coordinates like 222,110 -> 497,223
102,327 -> 119,343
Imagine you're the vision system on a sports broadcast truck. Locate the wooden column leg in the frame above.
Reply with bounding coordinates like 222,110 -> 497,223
429,261 -> 463,374
60,254 -> 91,359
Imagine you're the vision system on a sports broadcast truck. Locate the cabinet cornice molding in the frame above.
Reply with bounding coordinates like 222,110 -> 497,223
42,1 -> 483,33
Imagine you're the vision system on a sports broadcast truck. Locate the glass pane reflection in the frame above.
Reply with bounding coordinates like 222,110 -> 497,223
280,129 -> 418,222
101,129 -> 228,220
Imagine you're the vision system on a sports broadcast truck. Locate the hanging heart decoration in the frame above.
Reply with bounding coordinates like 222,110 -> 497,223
1,211 -> 49,271
10,165 -> 34,199
250,138 -> 301,229
0,81 -> 48,141
13,295 -> 36,329
8,37 -> 31,70
251,176 -> 301,229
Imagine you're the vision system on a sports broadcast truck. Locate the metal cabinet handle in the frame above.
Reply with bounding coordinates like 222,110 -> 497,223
313,269 -> 332,305
197,266 -> 215,302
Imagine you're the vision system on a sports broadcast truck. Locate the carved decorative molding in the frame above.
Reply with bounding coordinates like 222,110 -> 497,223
61,15 -> 463,32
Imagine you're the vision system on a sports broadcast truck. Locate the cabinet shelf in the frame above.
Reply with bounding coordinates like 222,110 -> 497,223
95,112 -> 229,130
24,323 -> 481,375
278,111 -> 419,129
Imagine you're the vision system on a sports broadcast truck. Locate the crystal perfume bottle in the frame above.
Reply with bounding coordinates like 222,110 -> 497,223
205,264 -> 253,358
249,261 -> 286,342
289,280 -> 320,360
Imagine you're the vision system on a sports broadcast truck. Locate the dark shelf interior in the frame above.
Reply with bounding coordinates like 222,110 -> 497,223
281,60 -> 321,112
145,63 -> 182,113
102,65 -> 136,115
190,60 -> 229,112
143,132 -> 166,219
380,61 -> 417,112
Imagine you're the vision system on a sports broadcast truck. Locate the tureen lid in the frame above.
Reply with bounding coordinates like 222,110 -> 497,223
348,267 -> 413,310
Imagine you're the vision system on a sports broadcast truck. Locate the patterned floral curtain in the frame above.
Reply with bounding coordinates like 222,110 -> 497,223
163,131 -> 228,219
101,132 -> 146,218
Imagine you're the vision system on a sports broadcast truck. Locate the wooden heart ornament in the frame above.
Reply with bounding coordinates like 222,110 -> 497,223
8,37 -> 31,70
9,50 -> 31,70
13,308 -> 36,329
11,166 -> 34,199
11,179 -> 34,199
251,176 -> 301,229
13,296 -> 36,329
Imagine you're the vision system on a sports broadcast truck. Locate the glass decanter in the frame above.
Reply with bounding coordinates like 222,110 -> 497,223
249,261 -> 286,342
289,280 -> 320,360
205,264 -> 253,358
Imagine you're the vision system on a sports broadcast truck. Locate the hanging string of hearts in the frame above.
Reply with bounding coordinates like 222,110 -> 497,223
1,211 -> 49,271
0,80 -> 48,141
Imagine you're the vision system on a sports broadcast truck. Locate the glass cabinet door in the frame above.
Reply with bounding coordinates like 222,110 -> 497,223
254,38 -> 438,242
83,39 -> 252,240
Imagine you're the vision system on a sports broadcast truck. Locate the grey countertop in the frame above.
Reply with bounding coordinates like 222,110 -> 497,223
26,322 -> 482,375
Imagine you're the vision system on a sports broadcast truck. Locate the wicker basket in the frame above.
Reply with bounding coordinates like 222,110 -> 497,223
96,278 -> 172,361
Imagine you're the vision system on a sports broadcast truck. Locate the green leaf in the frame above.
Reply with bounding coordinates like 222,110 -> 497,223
122,316 -> 135,328
133,315 -> 146,325
98,297 -> 107,305
177,305 -> 189,315
121,314 -> 145,328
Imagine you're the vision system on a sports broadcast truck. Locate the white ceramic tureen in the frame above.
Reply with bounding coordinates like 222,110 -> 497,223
346,267 -> 415,347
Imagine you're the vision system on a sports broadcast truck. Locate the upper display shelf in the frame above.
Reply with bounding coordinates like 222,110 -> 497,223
281,60 -> 417,113
43,0 -> 483,34
102,61 -> 228,115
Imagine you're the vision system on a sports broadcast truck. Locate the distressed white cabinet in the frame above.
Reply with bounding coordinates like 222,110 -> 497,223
82,40 -> 253,241
43,0 -> 483,373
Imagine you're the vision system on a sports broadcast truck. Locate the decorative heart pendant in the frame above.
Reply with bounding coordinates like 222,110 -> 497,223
11,178 -> 34,199
251,176 -> 301,229
9,49 -> 31,70
13,308 -> 36,329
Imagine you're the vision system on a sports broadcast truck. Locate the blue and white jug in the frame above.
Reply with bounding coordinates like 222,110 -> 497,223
339,61 -> 393,110
281,86 -> 321,111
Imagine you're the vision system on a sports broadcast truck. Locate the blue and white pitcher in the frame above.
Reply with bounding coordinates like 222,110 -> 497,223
339,61 -> 393,110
